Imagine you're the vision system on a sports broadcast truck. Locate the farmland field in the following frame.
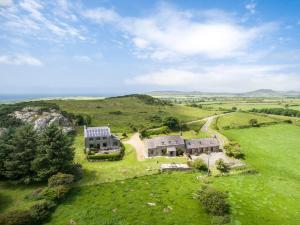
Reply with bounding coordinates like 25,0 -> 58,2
213,124 -> 300,225
216,111 -> 279,129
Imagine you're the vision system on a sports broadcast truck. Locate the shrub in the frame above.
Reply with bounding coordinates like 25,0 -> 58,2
249,119 -> 258,127
30,200 -> 56,223
216,159 -> 230,173
0,210 -> 33,225
197,185 -> 230,216
40,185 -> 70,202
48,173 -> 74,187
163,117 -> 180,130
224,142 -> 245,159
62,163 -> 83,181
191,159 -> 208,172
87,144 -> 125,161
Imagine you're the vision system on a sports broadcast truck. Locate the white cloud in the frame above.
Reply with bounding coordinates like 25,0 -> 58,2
245,2 -> 256,14
0,0 -> 12,7
83,4 -> 275,60
127,65 -> 300,92
0,54 -> 43,66
82,7 -> 119,23
1,0 -> 85,40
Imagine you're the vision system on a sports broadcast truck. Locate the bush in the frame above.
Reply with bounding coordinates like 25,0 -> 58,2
87,144 -> 125,161
40,185 -> 70,202
216,159 -> 230,173
191,159 -> 208,172
0,210 -> 33,225
62,163 -> 83,181
224,142 -> 245,159
30,200 -> 56,223
48,173 -> 74,187
197,185 -> 230,216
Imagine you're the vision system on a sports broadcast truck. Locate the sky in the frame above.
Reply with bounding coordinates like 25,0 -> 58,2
1,0 -> 300,95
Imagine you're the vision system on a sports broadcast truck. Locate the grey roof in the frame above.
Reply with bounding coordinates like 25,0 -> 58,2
145,135 -> 185,149
185,138 -> 219,149
84,126 -> 111,138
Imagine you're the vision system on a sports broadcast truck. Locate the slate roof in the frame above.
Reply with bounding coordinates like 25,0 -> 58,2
185,138 -> 219,149
84,126 -> 111,138
145,135 -> 185,149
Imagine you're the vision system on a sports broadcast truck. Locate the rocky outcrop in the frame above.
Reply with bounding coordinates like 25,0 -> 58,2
11,107 -> 74,133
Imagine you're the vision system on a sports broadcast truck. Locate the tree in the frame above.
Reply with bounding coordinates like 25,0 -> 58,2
0,129 -> 14,179
32,125 -> 74,182
216,159 -> 230,173
4,125 -> 38,183
249,118 -> 258,127
197,185 -> 230,216
163,117 -> 180,130
232,106 -> 237,111
192,158 -> 208,172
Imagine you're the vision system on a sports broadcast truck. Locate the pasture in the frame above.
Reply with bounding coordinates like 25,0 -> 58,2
213,124 -> 300,225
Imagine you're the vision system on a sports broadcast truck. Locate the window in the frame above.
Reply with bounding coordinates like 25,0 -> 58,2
103,137 -> 107,140
89,144 -> 94,148
96,137 -> 101,140
89,138 -> 93,141
113,141 -> 118,146
103,142 -> 107,147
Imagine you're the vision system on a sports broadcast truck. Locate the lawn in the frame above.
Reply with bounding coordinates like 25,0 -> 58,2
49,96 -> 222,133
216,112 -> 279,129
213,124 -> 300,225
45,172 -> 211,225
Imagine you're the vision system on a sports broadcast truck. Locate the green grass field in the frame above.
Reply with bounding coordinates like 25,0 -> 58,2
216,112 -> 279,129
50,96 -> 221,133
45,172 -> 211,225
213,124 -> 300,225
0,182 -> 43,214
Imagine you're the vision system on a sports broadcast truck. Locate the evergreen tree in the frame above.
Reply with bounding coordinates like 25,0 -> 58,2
32,125 -> 74,182
0,129 -> 14,178
4,125 -> 37,183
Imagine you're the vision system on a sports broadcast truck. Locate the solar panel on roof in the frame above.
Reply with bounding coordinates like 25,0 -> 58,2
85,127 -> 111,137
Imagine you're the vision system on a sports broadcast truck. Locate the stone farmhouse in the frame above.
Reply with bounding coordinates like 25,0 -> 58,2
145,136 -> 186,157
145,135 -> 220,157
84,126 -> 120,152
185,138 -> 219,155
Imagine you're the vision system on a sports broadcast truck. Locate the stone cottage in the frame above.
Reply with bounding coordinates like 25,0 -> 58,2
145,135 -> 186,157
84,126 -> 120,151
185,138 -> 220,155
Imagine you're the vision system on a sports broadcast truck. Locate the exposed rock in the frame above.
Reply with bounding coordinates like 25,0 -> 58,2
11,107 -> 74,133
147,202 -> 156,206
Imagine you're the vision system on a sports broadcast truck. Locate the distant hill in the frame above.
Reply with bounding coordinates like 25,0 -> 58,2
148,89 -> 300,97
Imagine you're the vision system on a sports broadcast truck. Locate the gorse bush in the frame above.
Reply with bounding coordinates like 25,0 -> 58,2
48,173 -> 75,187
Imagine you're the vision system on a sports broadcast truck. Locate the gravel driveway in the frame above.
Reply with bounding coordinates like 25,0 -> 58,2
124,133 -> 146,161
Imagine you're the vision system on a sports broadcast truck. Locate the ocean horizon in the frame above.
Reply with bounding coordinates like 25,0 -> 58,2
0,93 -> 121,103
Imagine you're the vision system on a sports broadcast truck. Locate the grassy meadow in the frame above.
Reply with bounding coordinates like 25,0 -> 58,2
216,111 -> 280,129
45,172 -> 211,225
50,96 -> 222,133
212,124 -> 300,225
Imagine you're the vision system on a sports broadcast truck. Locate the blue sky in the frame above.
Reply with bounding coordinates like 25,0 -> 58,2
1,0 -> 300,94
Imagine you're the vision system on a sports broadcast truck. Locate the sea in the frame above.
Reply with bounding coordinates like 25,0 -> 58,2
0,94 -> 117,104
